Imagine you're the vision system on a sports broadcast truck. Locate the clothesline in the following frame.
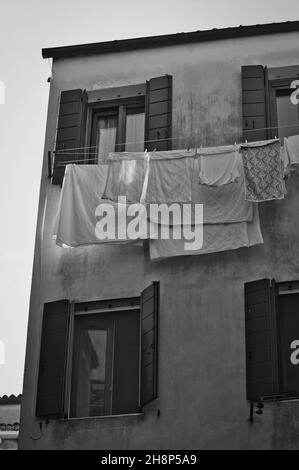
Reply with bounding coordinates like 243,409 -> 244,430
52,122 -> 299,157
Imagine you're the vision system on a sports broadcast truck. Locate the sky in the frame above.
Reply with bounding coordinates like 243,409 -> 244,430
0,0 -> 298,396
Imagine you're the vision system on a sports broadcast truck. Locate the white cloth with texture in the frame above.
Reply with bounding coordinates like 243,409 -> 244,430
197,145 -> 240,186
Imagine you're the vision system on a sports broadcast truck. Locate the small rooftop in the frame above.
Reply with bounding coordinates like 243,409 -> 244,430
0,395 -> 22,405
42,20 -> 299,60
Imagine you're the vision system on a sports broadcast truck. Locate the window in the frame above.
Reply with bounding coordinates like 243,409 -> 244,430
269,81 -> 299,138
277,289 -> 299,397
244,279 -> 299,403
89,97 -> 146,163
70,308 -> 140,418
35,283 -> 159,419
52,75 -> 172,185
242,65 -> 299,142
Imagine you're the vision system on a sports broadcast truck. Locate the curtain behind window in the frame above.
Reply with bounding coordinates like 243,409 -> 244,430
97,115 -> 117,163
125,112 -> 145,152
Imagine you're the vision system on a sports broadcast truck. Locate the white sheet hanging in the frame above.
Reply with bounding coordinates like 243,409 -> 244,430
149,203 -> 263,261
145,149 -> 196,203
103,152 -> 149,203
54,164 -> 149,247
103,149 -> 196,204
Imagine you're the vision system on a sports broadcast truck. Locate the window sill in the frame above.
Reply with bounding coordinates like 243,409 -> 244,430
61,412 -> 144,422
251,396 -> 299,404
267,397 -> 299,403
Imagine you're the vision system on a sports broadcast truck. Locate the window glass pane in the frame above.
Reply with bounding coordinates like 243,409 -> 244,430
276,92 -> 299,138
97,115 -> 117,162
70,309 -> 140,418
70,316 -> 113,418
125,111 -> 145,152
278,293 -> 299,396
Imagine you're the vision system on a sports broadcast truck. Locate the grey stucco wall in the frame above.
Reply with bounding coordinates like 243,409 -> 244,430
20,31 -> 299,449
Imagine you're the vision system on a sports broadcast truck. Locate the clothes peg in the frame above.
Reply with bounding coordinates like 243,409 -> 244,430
196,144 -> 203,156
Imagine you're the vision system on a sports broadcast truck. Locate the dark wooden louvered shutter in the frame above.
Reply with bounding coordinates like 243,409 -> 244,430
244,279 -> 280,401
145,76 -> 172,151
36,300 -> 70,417
242,65 -> 268,142
52,89 -> 88,185
140,282 -> 159,407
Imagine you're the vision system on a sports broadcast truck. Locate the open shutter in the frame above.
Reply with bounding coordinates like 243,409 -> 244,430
52,89 -> 88,185
244,279 -> 280,401
140,281 -> 159,407
242,65 -> 268,142
145,75 -> 172,151
36,300 -> 70,417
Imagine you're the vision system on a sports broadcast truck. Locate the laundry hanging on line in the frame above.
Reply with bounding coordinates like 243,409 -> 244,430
53,131 -> 299,259
240,139 -> 287,202
103,149 -> 196,204
197,144 -> 240,186
284,135 -> 299,171
102,149 -> 253,225
103,152 -> 149,204
149,203 -> 263,261
148,157 -> 253,226
53,164 -> 155,247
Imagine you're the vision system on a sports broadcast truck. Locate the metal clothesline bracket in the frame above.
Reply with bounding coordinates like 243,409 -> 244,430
249,400 -> 254,423
48,151 -> 53,179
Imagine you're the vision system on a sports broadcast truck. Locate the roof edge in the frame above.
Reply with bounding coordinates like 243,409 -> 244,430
42,20 -> 299,60
0,394 -> 22,405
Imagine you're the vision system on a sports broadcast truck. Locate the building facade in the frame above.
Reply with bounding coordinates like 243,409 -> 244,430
20,21 -> 299,449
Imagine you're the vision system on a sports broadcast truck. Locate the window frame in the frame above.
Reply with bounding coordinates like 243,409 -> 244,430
275,281 -> 299,400
69,313 -> 115,418
64,298 -> 142,420
245,279 -> 299,404
85,96 -> 146,163
268,77 -> 299,139
36,283 -> 159,420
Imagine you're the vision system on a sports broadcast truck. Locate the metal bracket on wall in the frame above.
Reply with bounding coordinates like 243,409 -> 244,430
48,150 -> 53,179
249,400 -> 254,423
249,399 -> 265,422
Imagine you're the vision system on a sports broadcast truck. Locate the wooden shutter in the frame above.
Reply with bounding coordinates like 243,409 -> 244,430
140,281 -> 159,407
242,65 -> 268,142
244,279 -> 280,401
145,75 -> 172,151
52,89 -> 88,185
36,300 -> 70,417
112,310 -> 140,415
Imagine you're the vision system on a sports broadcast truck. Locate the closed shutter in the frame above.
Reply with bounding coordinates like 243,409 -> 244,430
244,278 -> 280,401
145,75 -> 172,151
112,310 -> 140,415
36,300 -> 70,417
140,281 -> 159,407
52,89 -> 88,185
242,65 -> 268,142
